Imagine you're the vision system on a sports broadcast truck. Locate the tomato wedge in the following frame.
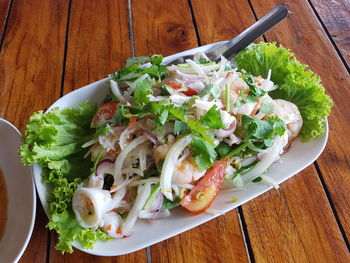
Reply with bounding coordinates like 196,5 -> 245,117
91,102 -> 118,128
182,88 -> 198,96
180,159 -> 228,214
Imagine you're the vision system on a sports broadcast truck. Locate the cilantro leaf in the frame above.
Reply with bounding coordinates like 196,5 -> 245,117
191,136 -> 217,170
157,109 -> 169,126
241,115 -> 286,140
215,142 -> 231,157
200,105 -> 224,130
174,120 -> 188,135
244,76 -> 267,97
133,79 -> 153,105
198,57 -> 210,64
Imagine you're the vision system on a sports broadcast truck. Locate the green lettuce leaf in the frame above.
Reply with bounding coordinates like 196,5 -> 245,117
234,42 -> 333,141
48,211 -> 110,253
19,101 -> 108,253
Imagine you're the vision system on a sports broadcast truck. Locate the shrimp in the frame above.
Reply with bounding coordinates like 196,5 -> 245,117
153,142 -> 205,185
274,99 -> 303,141
172,156 -> 206,185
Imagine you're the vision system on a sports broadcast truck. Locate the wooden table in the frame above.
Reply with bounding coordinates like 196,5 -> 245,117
1,0 -> 349,262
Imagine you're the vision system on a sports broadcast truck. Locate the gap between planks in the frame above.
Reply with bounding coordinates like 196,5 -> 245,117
306,0 -> 350,74
0,0 -> 13,49
314,161 -> 350,252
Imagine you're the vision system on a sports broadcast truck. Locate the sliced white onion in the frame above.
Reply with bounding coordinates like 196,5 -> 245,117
260,174 -> 279,189
160,135 -> 192,201
119,127 -> 134,150
241,136 -> 284,183
139,209 -> 171,220
185,59 -> 209,81
148,191 -> 164,212
110,79 -> 127,104
110,186 -> 127,208
241,156 -> 257,167
128,177 -> 160,187
122,183 -> 151,235
114,136 -> 148,183
81,138 -> 98,148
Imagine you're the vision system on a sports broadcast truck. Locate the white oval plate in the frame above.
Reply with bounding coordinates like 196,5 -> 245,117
33,41 -> 328,256
0,119 -> 36,262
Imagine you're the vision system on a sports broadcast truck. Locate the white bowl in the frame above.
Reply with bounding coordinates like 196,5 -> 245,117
33,41 -> 328,256
0,119 -> 36,262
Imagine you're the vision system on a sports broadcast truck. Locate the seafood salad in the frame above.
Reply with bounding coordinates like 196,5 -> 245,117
73,53 -> 301,236
20,42 -> 332,252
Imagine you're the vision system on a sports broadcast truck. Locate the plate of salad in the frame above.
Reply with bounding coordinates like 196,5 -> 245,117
20,41 -> 332,256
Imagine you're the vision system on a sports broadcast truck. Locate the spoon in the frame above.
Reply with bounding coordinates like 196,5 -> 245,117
166,5 -> 288,65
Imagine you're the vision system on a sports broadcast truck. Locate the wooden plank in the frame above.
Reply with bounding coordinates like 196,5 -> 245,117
19,202 -> 49,263
191,0 -> 350,260
49,236 -> 147,263
49,0 -> 146,261
132,0 -> 198,57
243,168 -> 350,262
62,0 -> 131,94
151,211 -> 249,263
309,0 -> 350,66
251,0 -> 350,244
132,0 -> 249,261
0,0 -> 68,130
191,0 -> 262,45
0,0 -> 11,39
0,0 -> 69,262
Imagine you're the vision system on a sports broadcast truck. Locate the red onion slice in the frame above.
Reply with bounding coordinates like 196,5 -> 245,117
148,192 -> 164,212
143,132 -> 158,145
95,159 -> 114,177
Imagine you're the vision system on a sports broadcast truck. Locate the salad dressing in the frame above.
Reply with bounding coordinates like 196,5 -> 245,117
0,167 -> 8,240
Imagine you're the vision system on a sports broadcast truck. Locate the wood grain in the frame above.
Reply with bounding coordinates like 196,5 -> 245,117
309,0 -> 350,66
243,167 -> 350,262
62,0 -> 131,94
0,0 -> 68,131
0,0 -> 69,262
192,0 -> 350,260
251,0 -> 350,243
150,211 -> 249,263
132,0 -> 198,57
0,0 -> 10,40
50,0 -> 146,260
19,201 -> 49,263
191,0 -> 262,45
49,234 -> 147,263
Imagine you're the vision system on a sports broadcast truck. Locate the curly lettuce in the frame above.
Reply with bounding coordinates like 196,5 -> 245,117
234,42 -> 333,141
20,101 -> 110,253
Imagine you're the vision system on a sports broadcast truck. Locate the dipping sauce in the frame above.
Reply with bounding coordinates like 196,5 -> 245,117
0,167 -> 8,240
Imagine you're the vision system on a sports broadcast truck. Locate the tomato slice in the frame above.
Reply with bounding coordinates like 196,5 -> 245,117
166,81 -> 182,90
91,102 -> 118,128
182,88 -> 198,96
127,116 -> 137,130
180,159 -> 228,214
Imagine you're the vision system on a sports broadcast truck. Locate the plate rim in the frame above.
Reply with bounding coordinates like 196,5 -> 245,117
0,118 -> 36,262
